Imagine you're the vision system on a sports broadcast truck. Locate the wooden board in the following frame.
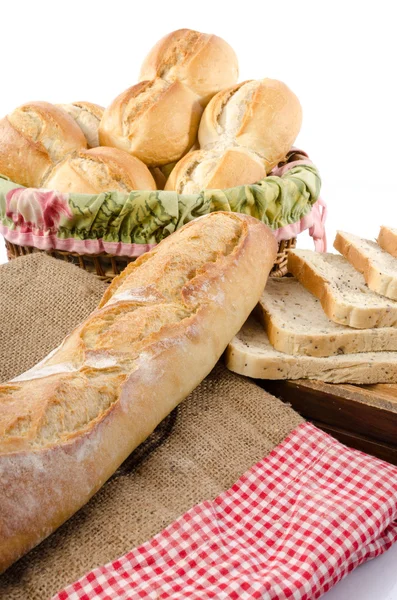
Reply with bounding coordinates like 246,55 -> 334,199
258,380 -> 397,465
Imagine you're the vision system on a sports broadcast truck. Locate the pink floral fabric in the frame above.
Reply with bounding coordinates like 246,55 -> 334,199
6,188 -> 72,234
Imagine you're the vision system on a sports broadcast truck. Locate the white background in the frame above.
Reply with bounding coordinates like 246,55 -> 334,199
1,1 -> 397,597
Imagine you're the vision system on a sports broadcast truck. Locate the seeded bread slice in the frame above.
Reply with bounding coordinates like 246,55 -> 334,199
378,226 -> 397,259
226,317 -> 397,383
288,249 -> 397,329
260,277 -> 397,357
334,231 -> 397,300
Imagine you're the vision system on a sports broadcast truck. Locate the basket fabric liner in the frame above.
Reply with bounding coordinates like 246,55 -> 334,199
0,149 -> 325,257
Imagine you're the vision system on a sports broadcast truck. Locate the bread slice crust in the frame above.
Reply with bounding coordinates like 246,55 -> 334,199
288,249 -> 397,329
260,277 -> 397,356
226,316 -> 397,383
378,226 -> 397,258
334,231 -> 397,301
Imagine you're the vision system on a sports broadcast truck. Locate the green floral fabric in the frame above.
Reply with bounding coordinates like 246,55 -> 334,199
0,164 -> 320,245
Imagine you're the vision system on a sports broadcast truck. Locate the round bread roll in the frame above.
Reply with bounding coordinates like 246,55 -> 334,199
57,101 -> 104,148
42,146 -> 156,194
199,79 -> 302,171
165,147 -> 266,194
99,79 -> 203,167
139,28 -> 239,105
0,101 -> 87,188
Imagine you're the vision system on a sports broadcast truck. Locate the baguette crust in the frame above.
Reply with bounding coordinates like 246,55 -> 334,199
378,226 -> 397,258
0,212 -> 277,572
226,317 -> 397,383
0,102 -> 87,187
287,250 -> 397,328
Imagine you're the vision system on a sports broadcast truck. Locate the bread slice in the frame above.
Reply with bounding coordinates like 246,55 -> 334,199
226,317 -> 397,384
334,231 -> 397,300
378,226 -> 397,259
260,277 -> 397,357
288,249 -> 397,329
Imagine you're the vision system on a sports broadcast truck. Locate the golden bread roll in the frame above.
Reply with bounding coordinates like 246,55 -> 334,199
0,101 -> 87,188
0,212 -> 277,573
57,101 -> 104,148
139,28 -> 239,105
199,79 -> 302,171
165,147 -> 266,194
42,146 -> 156,193
99,79 -> 203,167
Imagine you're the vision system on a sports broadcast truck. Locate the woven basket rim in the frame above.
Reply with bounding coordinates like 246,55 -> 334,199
4,238 -> 297,282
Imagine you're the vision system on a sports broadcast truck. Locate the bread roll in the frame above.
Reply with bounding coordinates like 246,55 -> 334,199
139,28 -> 239,105
42,146 -> 156,193
0,102 -> 87,188
165,147 -> 266,193
57,101 -> 104,148
0,211 -> 277,573
99,79 -> 203,166
199,79 -> 302,171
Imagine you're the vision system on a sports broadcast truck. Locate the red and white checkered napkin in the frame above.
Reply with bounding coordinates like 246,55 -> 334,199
54,423 -> 397,600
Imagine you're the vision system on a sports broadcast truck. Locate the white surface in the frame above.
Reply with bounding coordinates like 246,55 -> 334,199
323,542 -> 397,600
1,1 -> 397,597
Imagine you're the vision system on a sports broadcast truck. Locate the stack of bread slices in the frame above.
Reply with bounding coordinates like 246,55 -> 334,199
227,226 -> 397,384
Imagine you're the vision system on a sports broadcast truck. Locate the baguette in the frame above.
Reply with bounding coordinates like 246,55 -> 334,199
334,231 -> 397,300
378,226 -> 397,258
226,317 -> 397,383
0,212 -> 277,573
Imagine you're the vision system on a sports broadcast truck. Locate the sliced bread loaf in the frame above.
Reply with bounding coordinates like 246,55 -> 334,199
226,317 -> 397,383
334,231 -> 397,300
378,226 -> 397,259
260,277 -> 397,356
288,249 -> 397,329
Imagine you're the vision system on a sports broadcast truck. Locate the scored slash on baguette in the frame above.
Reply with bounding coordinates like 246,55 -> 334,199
287,249 -> 397,329
226,317 -> 397,384
259,277 -> 397,357
378,226 -> 397,259
334,231 -> 397,301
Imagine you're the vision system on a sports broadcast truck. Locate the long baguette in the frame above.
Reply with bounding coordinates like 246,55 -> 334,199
0,212 -> 277,573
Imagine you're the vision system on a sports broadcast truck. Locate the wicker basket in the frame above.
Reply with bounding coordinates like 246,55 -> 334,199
4,238 -> 297,283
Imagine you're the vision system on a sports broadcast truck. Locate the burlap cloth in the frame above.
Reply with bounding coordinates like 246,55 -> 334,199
0,253 -> 303,599
0,253 -> 108,383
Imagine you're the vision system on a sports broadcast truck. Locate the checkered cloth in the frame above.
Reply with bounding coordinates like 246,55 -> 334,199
53,423 -> 397,600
